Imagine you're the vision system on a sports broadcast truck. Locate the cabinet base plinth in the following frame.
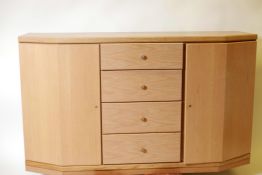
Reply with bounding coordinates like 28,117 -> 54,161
25,154 -> 249,175
27,166 -> 185,175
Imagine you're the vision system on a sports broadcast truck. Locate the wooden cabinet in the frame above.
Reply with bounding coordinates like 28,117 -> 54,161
19,32 -> 257,175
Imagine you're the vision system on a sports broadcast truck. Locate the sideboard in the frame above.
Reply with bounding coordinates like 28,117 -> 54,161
19,32 -> 257,175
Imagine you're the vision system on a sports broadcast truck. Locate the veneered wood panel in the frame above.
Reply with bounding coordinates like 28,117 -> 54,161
222,41 -> 256,160
103,133 -> 181,164
20,43 -> 101,165
184,41 -> 256,164
101,70 -> 182,102
101,43 -> 183,70
102,102 -> 181,134
18,32 -> 257,44
184,43 -> 228,164
20,43 -> 63,165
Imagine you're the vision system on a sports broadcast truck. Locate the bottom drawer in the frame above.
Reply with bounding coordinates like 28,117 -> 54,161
103,133 -> 181,164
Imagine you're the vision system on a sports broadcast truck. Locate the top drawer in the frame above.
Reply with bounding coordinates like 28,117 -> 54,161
101,43 -> 183,70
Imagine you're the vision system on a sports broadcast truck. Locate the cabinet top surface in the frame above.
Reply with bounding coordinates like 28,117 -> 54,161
19,31 -> 257,44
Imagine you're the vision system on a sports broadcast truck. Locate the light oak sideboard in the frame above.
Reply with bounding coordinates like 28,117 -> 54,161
19,32 -> 257,175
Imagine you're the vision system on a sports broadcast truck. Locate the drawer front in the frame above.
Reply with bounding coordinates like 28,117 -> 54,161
103,133 -> 181,164
101,70 -> 182,102
102,102 -> 181,134
101,43 -> 183,70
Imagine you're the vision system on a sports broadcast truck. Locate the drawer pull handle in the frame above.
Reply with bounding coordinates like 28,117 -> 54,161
140,148 -> 147,153
141,55 -> 148,60
141,85 -> 148,90
141,117 -> 148,122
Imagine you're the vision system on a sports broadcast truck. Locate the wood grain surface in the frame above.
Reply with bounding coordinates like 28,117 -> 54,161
19,31 -> 257,43
20,43 -> 101,165
102,102 -> 181,134
101,70 -> 182,102
103,133 -> 181,164
101,43 -> 183,70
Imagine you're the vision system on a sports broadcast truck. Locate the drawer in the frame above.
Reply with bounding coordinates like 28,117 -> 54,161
101,70 -> 182,102
101,43 -> 183,70
103,133 -> 181,164
102,102 -> 181,134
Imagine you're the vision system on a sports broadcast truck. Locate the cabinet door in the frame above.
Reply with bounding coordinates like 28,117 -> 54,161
20,44 -> 101,165
184,42 -> 256,164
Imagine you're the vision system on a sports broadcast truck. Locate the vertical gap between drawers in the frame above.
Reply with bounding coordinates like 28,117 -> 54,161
99,44 -> 103,165
180,43 -> 186,162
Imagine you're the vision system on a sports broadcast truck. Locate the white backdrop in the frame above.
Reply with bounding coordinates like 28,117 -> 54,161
0,0 -> 261,175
